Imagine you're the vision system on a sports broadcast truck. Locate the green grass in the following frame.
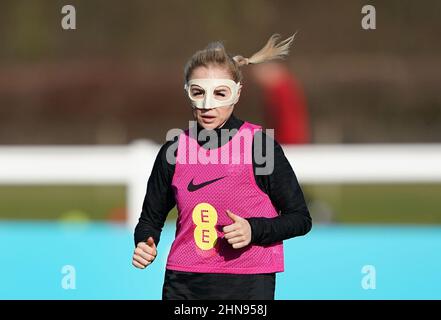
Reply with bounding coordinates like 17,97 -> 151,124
0,184 -> 440,224
303,184 -> 441,224
0,185 -> 125,221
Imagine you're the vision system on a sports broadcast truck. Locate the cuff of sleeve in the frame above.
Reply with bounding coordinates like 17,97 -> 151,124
246,218 -> 263,245
134,230 -> 161,247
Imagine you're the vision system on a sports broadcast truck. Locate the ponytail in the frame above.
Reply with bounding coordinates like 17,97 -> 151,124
233,33 -> 296,67
184,33 -> 296,83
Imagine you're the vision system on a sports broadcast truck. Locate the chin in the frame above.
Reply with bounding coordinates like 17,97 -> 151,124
198,118 -> 221,130
200,123 -> 218,130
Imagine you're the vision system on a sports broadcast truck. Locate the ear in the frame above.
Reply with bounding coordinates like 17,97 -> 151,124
234,84 -> 242,103
231,83 -> 242,108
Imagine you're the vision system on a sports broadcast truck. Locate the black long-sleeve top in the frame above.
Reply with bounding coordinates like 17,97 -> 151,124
134,114 -> 312,247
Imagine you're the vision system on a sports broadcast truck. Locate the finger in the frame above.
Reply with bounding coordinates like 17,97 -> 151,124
226,210 -> 242,223
137,244 -> 157,256
135,249 -> 156,262
146,237 -> 156,249
227,236 -> 245,245
138,242 -> 157,254
223,223 -> 238,234
224,230 -> 241,240
133,254 -> 150,267
132,260 -> 145,269
232,242 -> 247,249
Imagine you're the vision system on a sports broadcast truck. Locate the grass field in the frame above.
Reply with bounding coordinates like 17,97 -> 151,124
0,185 -> 125,221
1,184 -> 441,224
1,184 -> 440,299
303,184 -> 441,224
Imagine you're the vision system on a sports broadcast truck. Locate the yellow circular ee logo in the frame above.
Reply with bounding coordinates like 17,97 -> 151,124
192,203 -> 218,250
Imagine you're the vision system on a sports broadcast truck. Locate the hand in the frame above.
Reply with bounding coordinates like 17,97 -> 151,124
132,237 -> 157,269
223,210 -> 252,249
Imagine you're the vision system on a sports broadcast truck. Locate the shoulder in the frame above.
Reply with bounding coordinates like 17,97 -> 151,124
243,121 -> 281,147
252,128 -> 283,154
157,136 -> 179,161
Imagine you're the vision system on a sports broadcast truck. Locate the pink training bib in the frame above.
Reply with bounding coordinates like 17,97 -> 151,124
166,122 -> 284,274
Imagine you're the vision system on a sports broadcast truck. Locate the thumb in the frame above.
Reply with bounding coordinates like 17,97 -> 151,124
146,237 -> 156,249
227,210 -> 241,222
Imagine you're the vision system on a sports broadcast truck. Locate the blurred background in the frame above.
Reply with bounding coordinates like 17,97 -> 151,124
0,0 -> 440,299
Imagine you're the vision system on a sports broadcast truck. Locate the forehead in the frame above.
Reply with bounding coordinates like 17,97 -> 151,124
188,78 -> 236,89
190,65 -> 232,81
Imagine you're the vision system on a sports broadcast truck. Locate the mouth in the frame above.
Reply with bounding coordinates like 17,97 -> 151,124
200,114 -> 217,122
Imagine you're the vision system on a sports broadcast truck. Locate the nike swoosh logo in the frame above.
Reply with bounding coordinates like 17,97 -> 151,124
187,176 -> 226,192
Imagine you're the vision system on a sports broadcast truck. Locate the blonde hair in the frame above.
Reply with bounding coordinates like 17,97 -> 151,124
184,33 -> 296,83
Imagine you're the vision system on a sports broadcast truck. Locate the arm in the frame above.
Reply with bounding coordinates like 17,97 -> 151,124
132,140 -> 177,269
247,131 -> 312,245
134,140 -> 176,247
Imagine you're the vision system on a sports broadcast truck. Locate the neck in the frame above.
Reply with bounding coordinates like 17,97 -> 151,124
194,114 -> 244,148
217,119 -> 228,129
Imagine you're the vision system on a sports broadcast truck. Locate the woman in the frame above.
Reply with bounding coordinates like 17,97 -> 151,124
132,34 -> 312,300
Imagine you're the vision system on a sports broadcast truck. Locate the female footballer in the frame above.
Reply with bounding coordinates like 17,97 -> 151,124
132,34 -> 312,300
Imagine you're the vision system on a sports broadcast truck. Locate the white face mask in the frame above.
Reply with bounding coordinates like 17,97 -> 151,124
184,78 -> 241,110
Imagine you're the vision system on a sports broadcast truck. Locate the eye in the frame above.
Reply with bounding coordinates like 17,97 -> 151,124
214,86 -> 231,100
190,88 -> 205,98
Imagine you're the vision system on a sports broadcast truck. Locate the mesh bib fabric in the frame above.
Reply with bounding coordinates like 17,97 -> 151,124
166,122 -> 284,274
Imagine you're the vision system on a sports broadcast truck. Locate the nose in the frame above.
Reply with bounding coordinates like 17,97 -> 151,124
202,96 -> 211,110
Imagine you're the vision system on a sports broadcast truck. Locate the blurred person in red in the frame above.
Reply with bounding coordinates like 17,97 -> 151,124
251,60 -> 310,144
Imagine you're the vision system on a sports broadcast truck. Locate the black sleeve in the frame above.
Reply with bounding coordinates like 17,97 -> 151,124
134,139 -> 176,247
247,131 -> 312,245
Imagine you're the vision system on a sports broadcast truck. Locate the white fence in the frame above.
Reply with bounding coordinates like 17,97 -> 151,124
1,142 -> 440,228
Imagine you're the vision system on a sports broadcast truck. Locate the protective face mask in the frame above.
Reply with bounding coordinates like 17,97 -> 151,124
184,78 -> 241,110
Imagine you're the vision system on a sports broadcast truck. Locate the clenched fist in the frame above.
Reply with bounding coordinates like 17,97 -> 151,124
132,237 -> 157,269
